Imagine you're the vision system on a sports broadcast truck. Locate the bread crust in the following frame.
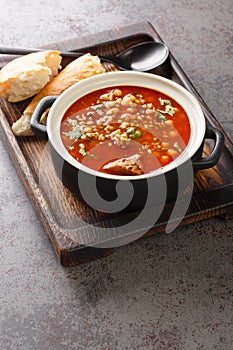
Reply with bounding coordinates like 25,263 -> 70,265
24,53 -> 105,115
0,50 -> 62,102
12,53 -> 105,136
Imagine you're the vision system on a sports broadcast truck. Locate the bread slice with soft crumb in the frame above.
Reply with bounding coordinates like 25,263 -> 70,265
0,50 -> 62,102
12,53 -> 106,136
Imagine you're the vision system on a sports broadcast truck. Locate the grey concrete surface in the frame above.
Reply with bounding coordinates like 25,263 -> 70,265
0,0 -> 232,349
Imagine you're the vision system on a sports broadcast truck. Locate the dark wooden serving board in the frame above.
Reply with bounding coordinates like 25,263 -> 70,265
1,22 -> 233,266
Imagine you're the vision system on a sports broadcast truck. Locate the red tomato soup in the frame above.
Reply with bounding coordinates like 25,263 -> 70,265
60,86 -> 191,176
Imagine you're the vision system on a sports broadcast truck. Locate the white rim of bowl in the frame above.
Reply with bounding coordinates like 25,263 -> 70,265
47,71 -> 206,180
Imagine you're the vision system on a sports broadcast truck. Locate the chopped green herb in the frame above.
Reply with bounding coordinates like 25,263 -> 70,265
157,97 -> 177,116
173,142 -> 182,153
157,105 -> 176,117
158,97 -> 171,106
62,126 -> 82,140
165,105 -> 176,116
126,126 -> 136,134
126,126 -> 142,139
157,111 -> 167,121
96,109 -> 103,116
79,143 -> 87,156
67,118 -> 78,126
132,130 -> 142,139
90,103 -> 103,116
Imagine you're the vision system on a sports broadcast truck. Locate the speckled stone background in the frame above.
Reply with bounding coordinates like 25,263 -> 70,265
0,0 -> 232,349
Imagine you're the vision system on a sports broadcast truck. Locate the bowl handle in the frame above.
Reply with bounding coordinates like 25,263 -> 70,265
192,125 -> 225,170
30,96 -> 58,140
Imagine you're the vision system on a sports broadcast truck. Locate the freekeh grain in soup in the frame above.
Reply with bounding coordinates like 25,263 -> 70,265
60,86 -> 191,175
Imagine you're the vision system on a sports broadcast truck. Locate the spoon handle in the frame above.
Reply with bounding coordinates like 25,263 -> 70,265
0,46 -> 124,71
0,46 -> 87,58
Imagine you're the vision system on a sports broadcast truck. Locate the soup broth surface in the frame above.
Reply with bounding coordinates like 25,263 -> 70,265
60,86 -> 191,176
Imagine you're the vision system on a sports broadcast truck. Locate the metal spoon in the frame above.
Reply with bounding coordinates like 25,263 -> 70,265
0,41 -> 170,72
100,41 -> 170,71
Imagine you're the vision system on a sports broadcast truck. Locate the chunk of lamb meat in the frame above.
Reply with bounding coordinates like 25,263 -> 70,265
103,154 -> 143,175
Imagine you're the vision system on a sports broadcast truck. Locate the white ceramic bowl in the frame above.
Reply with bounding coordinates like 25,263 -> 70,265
48,71 -> 205,179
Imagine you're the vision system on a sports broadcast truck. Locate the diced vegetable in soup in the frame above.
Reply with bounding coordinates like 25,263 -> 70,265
60,86 -> 191,175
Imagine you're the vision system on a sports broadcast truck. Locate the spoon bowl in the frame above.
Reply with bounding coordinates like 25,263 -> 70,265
103,41 -> 170,72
